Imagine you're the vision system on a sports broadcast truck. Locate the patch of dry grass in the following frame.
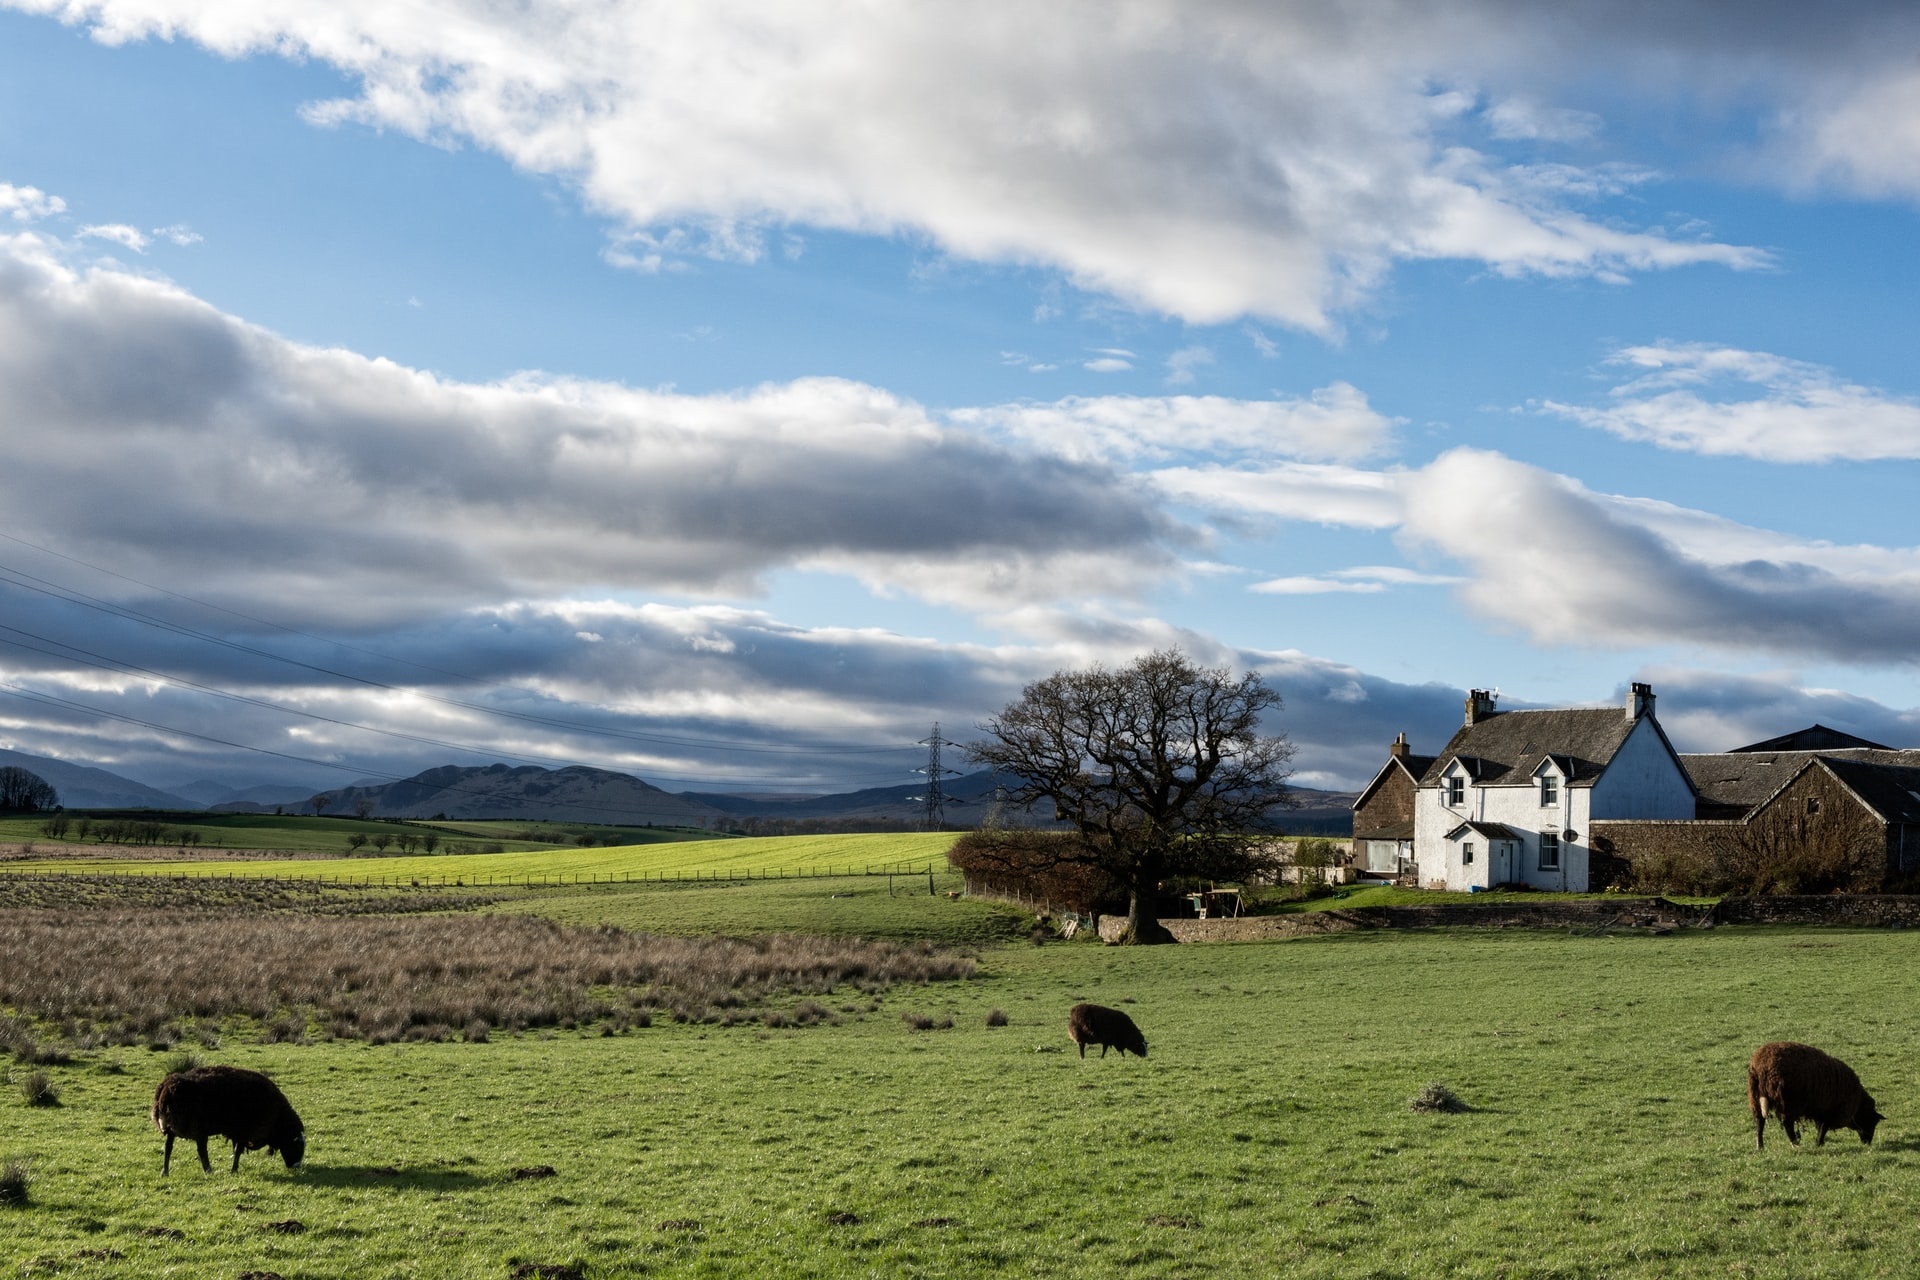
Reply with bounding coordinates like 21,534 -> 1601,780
0,909 -> 974,1047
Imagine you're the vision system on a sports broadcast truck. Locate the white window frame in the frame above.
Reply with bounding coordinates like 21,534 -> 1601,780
1445,775 -> 1466,807
1538,831 -> 1561,871
1462,841 -> 1475,866
1539,774 -> 1558,807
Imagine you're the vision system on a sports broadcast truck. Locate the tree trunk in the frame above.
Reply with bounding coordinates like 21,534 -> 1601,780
1120,886 -> 1176,945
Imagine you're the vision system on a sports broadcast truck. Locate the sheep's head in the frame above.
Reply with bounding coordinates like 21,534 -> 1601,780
1857,1094 -> 1883,1146
279,1127 -> 306,1168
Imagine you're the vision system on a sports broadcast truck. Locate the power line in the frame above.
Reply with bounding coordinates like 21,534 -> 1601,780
909,722 -> 964,832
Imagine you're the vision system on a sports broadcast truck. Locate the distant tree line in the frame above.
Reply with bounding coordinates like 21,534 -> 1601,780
705,815 -> 925,837
0,767 -> 57,814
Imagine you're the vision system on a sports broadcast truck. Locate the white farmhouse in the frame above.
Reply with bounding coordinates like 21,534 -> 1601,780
1412,684 -> 1695,891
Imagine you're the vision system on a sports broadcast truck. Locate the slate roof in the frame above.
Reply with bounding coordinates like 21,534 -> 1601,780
1683,748 -> 1920,819
1355,818 -> 1415,840
1444,820 -> 1519,841
1417,708 -> 1652,790
1818,757 -> 1920,825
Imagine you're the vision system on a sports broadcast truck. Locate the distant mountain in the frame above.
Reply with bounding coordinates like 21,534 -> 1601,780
316,763 -> 728,825
173,780 -> 327,809
0,748 -> 195,810
686,770 -> 1357,834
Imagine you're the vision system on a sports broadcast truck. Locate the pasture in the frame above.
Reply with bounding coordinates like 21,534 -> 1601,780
2,903 -> 1917,1277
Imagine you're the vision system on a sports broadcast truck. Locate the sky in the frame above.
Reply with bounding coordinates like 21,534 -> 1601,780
3,1 -> 1920,799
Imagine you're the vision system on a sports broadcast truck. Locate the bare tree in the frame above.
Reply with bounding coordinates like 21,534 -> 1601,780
969,649 -> 1295,944
310,793 -> 334,818
0,767 -> 58,814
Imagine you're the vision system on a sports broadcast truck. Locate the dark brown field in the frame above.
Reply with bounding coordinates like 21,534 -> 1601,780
0,901 -> 974,1050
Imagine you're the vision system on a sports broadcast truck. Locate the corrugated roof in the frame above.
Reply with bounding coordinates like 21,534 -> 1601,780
1418,708 -> 1642,789
1733,724 -> 1892,753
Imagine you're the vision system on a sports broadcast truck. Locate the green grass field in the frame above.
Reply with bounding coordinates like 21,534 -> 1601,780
2,832 -> 958,882
3,921 -> 1918,1277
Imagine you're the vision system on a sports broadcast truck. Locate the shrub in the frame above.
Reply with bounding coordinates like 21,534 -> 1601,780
985,1008 -> 1009,1027
16,1071 -> 60,1107
1410,1082 -> 1471,1114
901,1012 -> 936,1031
0,1157 -> 31,1206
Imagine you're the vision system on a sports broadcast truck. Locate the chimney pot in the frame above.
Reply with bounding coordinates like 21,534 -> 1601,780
1465,689 -> 1497,726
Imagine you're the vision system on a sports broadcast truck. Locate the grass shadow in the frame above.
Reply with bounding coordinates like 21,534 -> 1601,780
295,1164 -> 488,1192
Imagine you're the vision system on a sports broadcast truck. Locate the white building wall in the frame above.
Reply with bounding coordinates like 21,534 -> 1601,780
1473,776 -> 1588,891
1587,719 -> 1694,819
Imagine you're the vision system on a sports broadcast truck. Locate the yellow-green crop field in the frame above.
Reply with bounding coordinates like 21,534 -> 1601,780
4,832 -> 958,882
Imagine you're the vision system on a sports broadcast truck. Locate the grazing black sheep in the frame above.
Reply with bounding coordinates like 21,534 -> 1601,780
1748,1041 -> 1881,1151
151,1065 -> 306,1175
1068,1003 -> 1147,1059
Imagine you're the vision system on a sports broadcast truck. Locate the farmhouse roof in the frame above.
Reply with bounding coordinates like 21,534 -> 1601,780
1684,748 -> 1920,818
1419,707 -> 1652,790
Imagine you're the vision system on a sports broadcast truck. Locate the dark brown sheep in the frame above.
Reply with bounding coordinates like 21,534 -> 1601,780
1748,1041 -> 1882,1151
1068,1003 -> 1147,1059
151,1065 -> 306,1175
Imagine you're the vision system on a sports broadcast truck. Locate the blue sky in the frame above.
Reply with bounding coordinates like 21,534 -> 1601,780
3,2 -> 1920,797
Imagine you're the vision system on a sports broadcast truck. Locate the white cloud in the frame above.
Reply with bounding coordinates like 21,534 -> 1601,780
1397,447 -> 1920,665
78,223 -> 149,252
0,183 -> 63,222
1083,356 -> 1132,373
4,0 -> 1771,329
1540,343 -> 1920,463
961,383 -> 1397,467
1151,460 -> 1404,528
1484,96 -> 1600,142
1249,564 -> 1460,595
151,224 -> 202,246
1250,576 -> 1385,595
1164,344 -> 1214,387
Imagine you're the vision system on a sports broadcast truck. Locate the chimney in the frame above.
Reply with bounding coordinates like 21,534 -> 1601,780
1627,682 -> 1655,722
1389,732 -> 1409,760
1464,689 -> 1497,726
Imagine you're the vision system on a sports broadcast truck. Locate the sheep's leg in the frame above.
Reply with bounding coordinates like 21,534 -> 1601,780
1814,1123 -> 1829,1147
1099,1043 -> 1109,1058
1076,1040 -> 1085,1058
1781,1113 -> 1802,1147
195,1137 -> 213,1173
162,1133 -> 175,1176
231,1141 -> 244,1173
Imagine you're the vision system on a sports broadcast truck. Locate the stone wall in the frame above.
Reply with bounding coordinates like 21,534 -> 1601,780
1091,894 -> 1920,941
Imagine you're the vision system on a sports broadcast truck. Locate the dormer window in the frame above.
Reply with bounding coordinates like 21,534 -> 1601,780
1540,774 -> 1558,806
1445,776 -> 1465,807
